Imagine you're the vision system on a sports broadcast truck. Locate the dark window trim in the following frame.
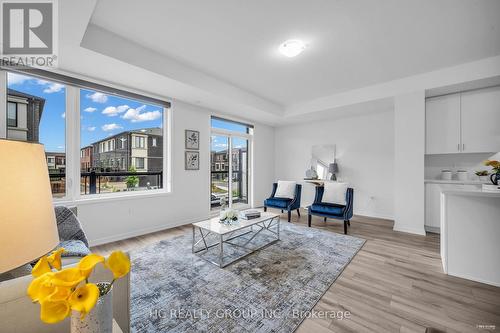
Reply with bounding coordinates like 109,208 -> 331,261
7,101 -> 17,127
211,116 -> 254,130
3,66 -> 171,108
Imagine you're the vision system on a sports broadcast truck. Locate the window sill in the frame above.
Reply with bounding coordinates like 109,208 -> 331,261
53,189 -> 172,206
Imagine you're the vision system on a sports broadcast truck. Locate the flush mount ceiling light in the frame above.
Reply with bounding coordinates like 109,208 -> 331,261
279,39 -> 306,57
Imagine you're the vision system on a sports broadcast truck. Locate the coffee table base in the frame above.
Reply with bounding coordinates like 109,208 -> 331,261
192,216 -> 280,268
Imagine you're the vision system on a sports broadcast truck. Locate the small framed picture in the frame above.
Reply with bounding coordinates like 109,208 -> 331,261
185,151 -> 200,170
185,130 -> 200,150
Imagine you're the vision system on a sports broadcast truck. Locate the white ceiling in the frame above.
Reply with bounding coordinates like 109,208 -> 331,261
89,0 -> 500,106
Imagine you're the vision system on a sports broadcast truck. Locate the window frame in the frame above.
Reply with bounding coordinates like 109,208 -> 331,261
7,101 -> 17,127
0,68 -> 172,204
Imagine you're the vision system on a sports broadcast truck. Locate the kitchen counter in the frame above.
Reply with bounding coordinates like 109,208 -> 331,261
425,179 -> 485,185
442,189 -> 500,197
440,190 -> 500,287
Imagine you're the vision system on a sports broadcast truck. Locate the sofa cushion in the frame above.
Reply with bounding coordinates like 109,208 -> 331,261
58,240 -> 91,257
274,180 -> 296,199
265,197 -> 291,209
310,203 -> 345,216
55,206 -> 89,247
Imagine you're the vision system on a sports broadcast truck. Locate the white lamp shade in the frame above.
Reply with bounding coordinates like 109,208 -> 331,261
0,140 -> 59,273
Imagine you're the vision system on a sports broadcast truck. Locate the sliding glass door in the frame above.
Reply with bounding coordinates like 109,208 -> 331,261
210,117 -> 252,213
231,137 -> 248,209
211,135 -> 229,211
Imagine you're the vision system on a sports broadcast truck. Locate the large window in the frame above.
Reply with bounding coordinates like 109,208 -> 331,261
211,117 -> 252,212
1,69 -> 170,201
80,89 -> 165,195
5,72 -> 67,198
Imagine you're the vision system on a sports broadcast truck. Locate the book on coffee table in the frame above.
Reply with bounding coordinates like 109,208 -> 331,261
239,210 -> 261,220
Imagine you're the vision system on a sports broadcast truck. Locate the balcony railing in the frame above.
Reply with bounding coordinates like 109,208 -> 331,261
49,171 -> 162,195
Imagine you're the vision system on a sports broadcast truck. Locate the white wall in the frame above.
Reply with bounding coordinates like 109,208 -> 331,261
425,152 -> 500,181
394,91 -> 426,235
274,109 -> 395,219
75,101 -> 275,246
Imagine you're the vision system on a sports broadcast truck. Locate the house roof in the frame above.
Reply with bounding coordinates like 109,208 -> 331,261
7,88 -> 46,118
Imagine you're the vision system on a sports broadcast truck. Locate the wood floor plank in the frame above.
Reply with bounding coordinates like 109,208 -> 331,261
92,210 -> 500,332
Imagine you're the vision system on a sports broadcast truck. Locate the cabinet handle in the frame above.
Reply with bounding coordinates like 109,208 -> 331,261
458,143 -> 460,151
462,143 -> 465,151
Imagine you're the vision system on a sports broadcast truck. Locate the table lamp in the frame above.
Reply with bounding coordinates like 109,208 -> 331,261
329,163 -> 339,181
0,140 -> 59,274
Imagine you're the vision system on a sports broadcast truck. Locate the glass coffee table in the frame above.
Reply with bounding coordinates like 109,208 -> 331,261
192,212 -> 280,268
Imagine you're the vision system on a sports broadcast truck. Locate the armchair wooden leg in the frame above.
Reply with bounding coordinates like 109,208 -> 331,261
264,206 -> 267,212
344,220 -> 348,234
296,209 -> 301,217
308,214 -> 312,227
324,217 -> 327,222
287,210 -> 291,222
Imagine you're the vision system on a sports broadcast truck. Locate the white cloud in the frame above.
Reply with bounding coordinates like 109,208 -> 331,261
87,126 -> 96,132
86,92 -> 108,103
101,123 -> 123,132
122,105 -> 161,123
43,83 -> 64,93
61,112 -> 65,118
102,105 -> 129,117
84,107 -> 97,113
57,145 -> 65,150
7,73 -> 31,85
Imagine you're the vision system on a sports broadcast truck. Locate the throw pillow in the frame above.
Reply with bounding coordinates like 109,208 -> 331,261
275,180 -> 296,199
322,182 -> 348,205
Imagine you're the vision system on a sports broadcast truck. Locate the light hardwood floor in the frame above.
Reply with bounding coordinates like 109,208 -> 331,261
93,211 -> 500,333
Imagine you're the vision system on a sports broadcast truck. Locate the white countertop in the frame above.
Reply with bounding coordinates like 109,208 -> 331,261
441,189 -> 500,197
425,179 -> 485,185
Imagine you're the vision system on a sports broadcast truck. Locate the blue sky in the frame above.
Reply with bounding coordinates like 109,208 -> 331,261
7,73 -> 163,152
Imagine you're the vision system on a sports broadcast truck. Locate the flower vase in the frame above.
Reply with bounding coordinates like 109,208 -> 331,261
71,283 -> 112,333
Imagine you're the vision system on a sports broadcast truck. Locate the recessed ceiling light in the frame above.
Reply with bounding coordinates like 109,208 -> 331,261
279,39 -> 306,58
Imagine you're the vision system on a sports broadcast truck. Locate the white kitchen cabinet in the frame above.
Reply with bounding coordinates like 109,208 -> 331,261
425,183 -> 481,232
461,86 -> 500,153
425,94 -> 461,154
426,86 -> 500,154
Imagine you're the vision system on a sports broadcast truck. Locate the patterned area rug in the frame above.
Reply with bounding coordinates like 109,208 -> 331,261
130,222 -> 365,333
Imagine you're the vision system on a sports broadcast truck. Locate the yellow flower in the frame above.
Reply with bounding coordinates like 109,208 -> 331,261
32,256 -> 52,278
47,287 -> 72,301
105,251 -> 130,279
47,248 -> 65,271
51,268 -> 85,288
68,283 -> 99,319
27,272 -> 55,303
39,299 -> 71,324
78,254 -> 105,278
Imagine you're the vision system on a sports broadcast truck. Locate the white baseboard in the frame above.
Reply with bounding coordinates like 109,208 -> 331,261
89,214 -> 210,247
353,212 -> 394,221
393,224 -> 426,236
424,226 -> 440,234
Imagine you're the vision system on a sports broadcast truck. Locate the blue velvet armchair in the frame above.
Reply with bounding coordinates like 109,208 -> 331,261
308,186 -> 354,234
264,183 -> 302,222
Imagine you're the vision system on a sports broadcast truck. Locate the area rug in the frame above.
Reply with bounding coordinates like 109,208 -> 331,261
130,222 -> 365,333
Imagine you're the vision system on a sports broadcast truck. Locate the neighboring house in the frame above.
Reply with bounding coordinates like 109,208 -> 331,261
6,88 -> 45,142
80,146 -> 93,172
45,152 -> 66,173
90,127 -> 163,173
211,147 -> 247,178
